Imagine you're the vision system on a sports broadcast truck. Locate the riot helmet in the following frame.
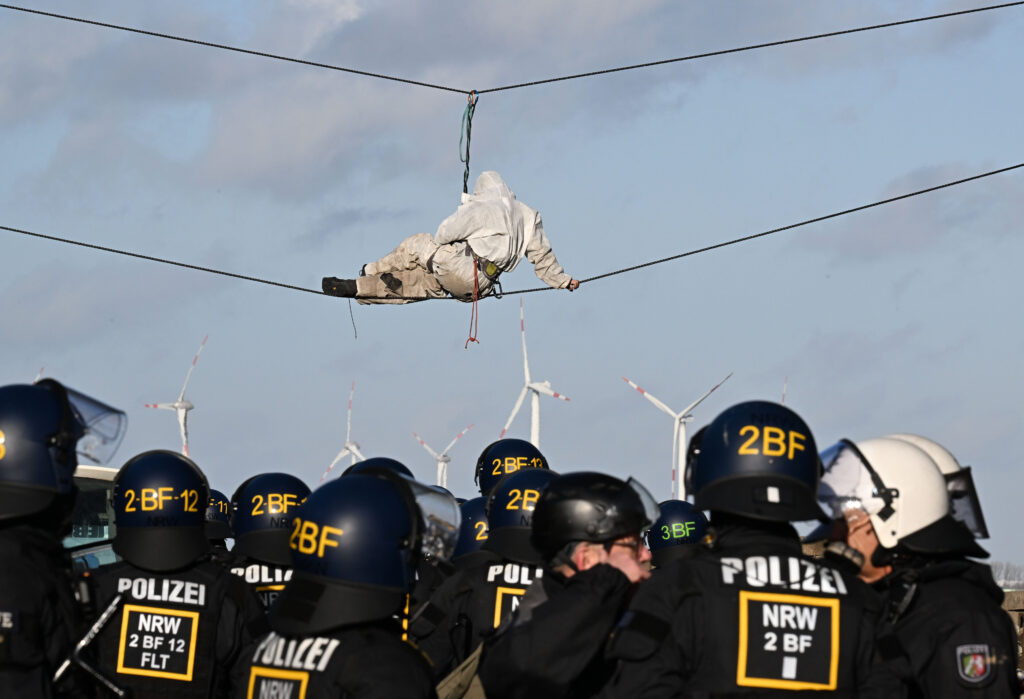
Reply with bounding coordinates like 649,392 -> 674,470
205,488 -> 232,541
475,439 -> 549,496
885,433 -> 989,539
530,472 -> 658,562
452,496 -> 489,562
270,471 -> 459,634
0,380 -> 125,520
231,473 -> 310,565
818,437 -> 986,558
689,401 -> 823,522
111,450 -> 211,571
646,500 -> 709,567
484,469 -> 559,564
342,457 -> 414,479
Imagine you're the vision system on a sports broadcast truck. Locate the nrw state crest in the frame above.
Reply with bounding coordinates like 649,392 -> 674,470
956,644 -> 991,683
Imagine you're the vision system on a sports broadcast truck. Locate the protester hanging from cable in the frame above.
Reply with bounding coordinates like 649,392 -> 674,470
322,171 -> 580,304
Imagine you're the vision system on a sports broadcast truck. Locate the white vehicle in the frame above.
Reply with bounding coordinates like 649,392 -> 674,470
66,464 -> 120,570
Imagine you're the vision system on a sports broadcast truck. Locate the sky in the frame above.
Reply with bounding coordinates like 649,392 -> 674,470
2,1 -> 1022,560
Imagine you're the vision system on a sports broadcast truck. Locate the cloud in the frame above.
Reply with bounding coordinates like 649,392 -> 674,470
295,204 -> 411,251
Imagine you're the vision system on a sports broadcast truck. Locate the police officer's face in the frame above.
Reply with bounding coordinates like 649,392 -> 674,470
843,509 -> 892,583
574,535 -> 652,584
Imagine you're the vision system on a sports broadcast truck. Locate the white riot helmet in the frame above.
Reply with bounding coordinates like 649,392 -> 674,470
818,437 -> 986,558
884,433 -> 989,539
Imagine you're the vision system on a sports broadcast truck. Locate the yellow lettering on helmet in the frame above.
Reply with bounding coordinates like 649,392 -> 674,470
738,425 -> 809,461
0,428 -> 5,460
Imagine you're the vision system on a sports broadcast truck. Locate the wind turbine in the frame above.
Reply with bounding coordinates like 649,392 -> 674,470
622,372 -> 733,500
145,335 -> 208,457
414,424 -> 474,489
499,300 -> 570,449
319,381 -> 366,483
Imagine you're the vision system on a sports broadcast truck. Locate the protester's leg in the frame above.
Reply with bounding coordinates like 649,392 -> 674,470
431,243 -> 493,301
363,233 -> 439,276
354,269 -> 447,305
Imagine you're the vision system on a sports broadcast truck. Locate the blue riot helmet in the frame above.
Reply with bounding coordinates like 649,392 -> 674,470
270,472 -> 460,635
452,496 -> 489,562
0,380 -> 125,520
230,473 -> 309,565
688,400 -> 824,522
646,500 -> 709,567
111,450 -> 210,572
342,457 -> 414,479
475,439 -> 549,496
205,488 -> 232,541
484,469 -> 559,564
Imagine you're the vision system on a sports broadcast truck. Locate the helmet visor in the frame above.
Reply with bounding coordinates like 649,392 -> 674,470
65,386 -> 127,464
817,440 -> 896,522
409,482 -> 460,562
946,467 -> 989,539
626,477 -> 660,530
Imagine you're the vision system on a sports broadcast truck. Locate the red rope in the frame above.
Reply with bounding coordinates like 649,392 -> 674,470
465,263 -> 480,348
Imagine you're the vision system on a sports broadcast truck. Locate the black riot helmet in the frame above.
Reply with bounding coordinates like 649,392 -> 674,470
452,496 -> 489,562
484,468 -> 559,564
646,500 -> 709,568
231,473 -> 310,565
342,457 -> 414,479
270,471 -> 460,635
475,439 -> 549,496
688,400 -> 824,523
111,450 -> 211,572
205,488 -> 232,541
530,472 -> 658,563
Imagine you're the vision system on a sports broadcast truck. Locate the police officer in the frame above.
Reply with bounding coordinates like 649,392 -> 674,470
90,450 -> 267,697
0,379 -> 120,698
603,400 -> 902,697
234,465 -> 460,698
478,471 -> 656,699
206,488 -> 233,563
474,439 -> 549,497
818,436 -> 1017,697
414,469 -> 557,679
646,500 -> 708,568
229,473 -> 310,610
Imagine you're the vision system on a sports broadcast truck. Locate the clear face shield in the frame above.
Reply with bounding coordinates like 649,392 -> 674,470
817,440 -> 898,527
626,477 -> 660,532
407,481 -> 461,563
945,468 -> 989,539
65,386 -> 127,465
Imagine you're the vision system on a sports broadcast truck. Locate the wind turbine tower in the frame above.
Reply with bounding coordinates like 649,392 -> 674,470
499,300 -> 570,449
414,424 -> 474,489
622,372 -> 732,501
145,335 -> 208,457
319,381 -> 367,483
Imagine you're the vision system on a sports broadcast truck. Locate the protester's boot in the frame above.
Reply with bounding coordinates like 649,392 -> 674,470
322,277 -> 358,297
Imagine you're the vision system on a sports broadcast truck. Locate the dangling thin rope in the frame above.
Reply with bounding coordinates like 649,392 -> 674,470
459,91 -> 479,194
465,263 -> 481,349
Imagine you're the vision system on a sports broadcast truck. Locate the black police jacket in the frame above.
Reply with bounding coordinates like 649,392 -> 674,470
602,522 -> 904,698
90,556 -> 268,698
0,525 -> 90,699
478,563 -> 633,699
227,555 -> 293,611
234,620 -> 437,699
413,550 -> 544,680
876,558 -> 1019,698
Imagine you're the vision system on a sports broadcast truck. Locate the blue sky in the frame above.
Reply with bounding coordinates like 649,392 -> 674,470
2,1 -> 1022,560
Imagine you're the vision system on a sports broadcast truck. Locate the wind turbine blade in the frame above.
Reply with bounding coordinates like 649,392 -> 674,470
145,403 -> 176,410
530,383 -> 571,402
179,411 -> 189,457
320,448 -> 352,483
500,387 -> 529,438
414,433 -> 441,460
680,372 -> 734,417
442,424 -> 474,455
622,377 -> 676,417
520,300 -> 531,384
782,376 -> 788,405
349,444 -> 366,462
33,367 -> 44,383
178,335 -> 208,402
346,381 -> 355,443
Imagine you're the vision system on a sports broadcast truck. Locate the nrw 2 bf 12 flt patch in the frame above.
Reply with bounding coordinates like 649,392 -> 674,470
956,644 -> 991,684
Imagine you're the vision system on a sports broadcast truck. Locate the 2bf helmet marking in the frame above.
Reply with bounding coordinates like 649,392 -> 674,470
737,425 -> 807,461
289,518 -> 344,559
124,487 -> 201,513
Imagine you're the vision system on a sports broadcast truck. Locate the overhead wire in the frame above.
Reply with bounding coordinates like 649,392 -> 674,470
3,162 -> 1021,300
0,2 -> 1021,95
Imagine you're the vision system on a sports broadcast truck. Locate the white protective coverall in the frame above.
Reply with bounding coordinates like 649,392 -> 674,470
356,172 -> 572,304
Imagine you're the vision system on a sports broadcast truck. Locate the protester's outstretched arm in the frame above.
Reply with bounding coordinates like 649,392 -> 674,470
524,213 -> 574,290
